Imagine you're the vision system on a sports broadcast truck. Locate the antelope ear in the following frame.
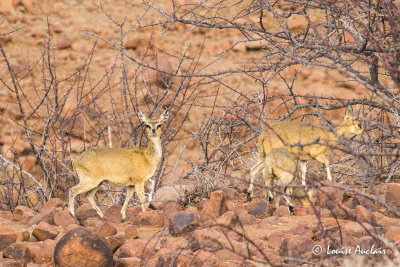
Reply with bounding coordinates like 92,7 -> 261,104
160,109 -> 170,122
138,110 -> 148,123
345,105 -> 353,117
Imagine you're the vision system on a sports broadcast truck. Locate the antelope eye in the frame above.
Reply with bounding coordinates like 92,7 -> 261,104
358,123 -> 362,128
145,125 -> 151,129
157,125 -> 161,129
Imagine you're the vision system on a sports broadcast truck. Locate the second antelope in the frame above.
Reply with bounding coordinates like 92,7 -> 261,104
248,148 -> 314,211
68,109 -> 169,221
254,105 -> 362,185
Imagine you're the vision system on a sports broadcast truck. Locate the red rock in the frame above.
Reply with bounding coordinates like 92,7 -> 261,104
386,183 -> 400,207
3,242 -> 30,264
215,248 -> 245,261
18,155 -> 36,172
192,228 -> 230,250
355,205 -> 373,221
169,211 -> 199,236
201,190 -> 228,220
236,209 -> 256,225
342,221 -> 366,237
75,203 -> 100,223
0,258 -> 20,266
267,231 -> 288,250
82,217 -> 103,228
55,37 -> 72,49
94,222 -> 117,238
273,205 -> 290,217
385,226 -> 400,243
28,241 -> 54,264
116,257 -> 142,267
28,207 -> 55,226
293,206 -> 307,216
279,234 -> 315,258
70,139 -> 84,153
21,0 -> 33,12
115,239 -> 150,258
315,186 -> 343,209
130,210 -> 165,227
161,201 -> 183,217
64,223 -> 80,233
0,0 -> 13,13
260,216 -> 281,228
40,198 -> 63,213
143,58 -> 173,88
0,210 -> 13,222
54,227 -> 113,267
125,226 -> 139,240
107,235 -> 125,253
0,226 -> 19,250
124,206 -> 142,222
32,221 -> 59,241
290,225 -> 314,239
216,211 -> 237,226
13,206 -> 37,222
247,199 -> 270,216
21,230 -> 30,241
103,204 -> 122,223
54,207 -> 79,228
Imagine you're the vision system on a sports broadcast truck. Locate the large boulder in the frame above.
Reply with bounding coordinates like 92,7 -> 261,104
54,227 -> 113,267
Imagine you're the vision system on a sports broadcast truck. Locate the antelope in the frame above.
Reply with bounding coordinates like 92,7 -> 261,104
68,109 -> 169,221
247,148 -> 314,211
254,106 -> 362,185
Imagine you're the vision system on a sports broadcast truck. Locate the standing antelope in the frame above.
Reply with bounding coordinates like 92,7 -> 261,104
247,148 -> 315,211
69,109 -> 169,221
253,106 -> 362,185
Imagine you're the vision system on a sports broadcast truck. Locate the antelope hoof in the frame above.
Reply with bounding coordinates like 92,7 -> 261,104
246,192 -> 252,202
289,206 -> 294,214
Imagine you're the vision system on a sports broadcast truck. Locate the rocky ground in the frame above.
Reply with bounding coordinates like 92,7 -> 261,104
0,182 -> 399,266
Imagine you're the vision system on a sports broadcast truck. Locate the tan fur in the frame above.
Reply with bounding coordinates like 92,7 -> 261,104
249,148 -> 303,209
69,110 -> 169,221
257,106 -> 362,184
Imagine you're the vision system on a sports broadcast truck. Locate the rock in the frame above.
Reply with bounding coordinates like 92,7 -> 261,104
161,201 -> 182,217
169,211 -> 199,236
0,0 -> 13,14
152,185 -> 184,209
32,221 -> 59,241
279,234 -> 315,258
129,210 -> 165,227
0,258 -> 21,266
103,204 -> 122,223
54,227 -> 113,267
3,242 -> 30,264
273,205 -> 290,217
260,216 -> 281,227
386,183 -> 400,207
290,225 -> 314,239
315,187 -> 343,209
21,230 -> 30,241
21,0 -> 33,13
40,198 -> 63,213
355,205 -> 373,221
55,37 -> 72,49
54,207 -> 79,228
13,206 -> 37,222
27,242 -> 54,264
247,199 -> 270,216
342,221 -> 366,237
18,155 -> 36,172
385,226 -> 400,243
268,231 -> 289,250
75,204 -> 100,223
192,228 -> 230,251
331,206 -> 352,220
201,190 -> 228,220
143,58 -> 173,88
28,207 -> 55,226
216,211 -> 237,226
82,217 -> 103,228
0,227 -> 20,250
293,206 -> 307,216
115,239 -> 149,259
107,235 -> 125,253
125,226 -> 139,240
94,222 -> 117,238
115,257 -> 142,267
0,210 -> 13,222
236,209 -> 257,225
